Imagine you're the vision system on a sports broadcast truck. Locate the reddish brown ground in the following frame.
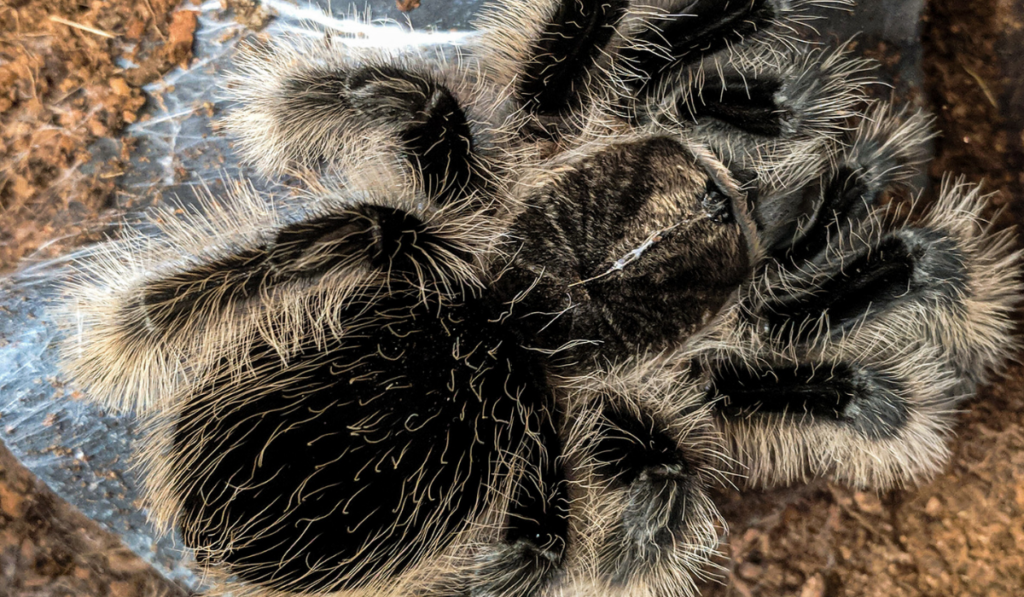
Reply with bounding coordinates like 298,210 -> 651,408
0,0 -> 1022,596
1,0 -> 195,595
0,444 -> 188,597
0,0 -> 196,271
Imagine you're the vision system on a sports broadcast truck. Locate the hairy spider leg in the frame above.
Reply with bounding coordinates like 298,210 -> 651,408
589,404 -> 716,585
135,205 -> 471,335
620,0 -> 818,99
516,0 -> 630,118
698,113 -> 1020,488
227,55 -> 496,204
558,363 -> 724,597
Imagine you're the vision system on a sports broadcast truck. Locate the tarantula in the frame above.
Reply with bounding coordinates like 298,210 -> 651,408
59,1 -> 1020,596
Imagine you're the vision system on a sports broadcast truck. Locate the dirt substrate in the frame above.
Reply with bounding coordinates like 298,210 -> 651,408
0,443 -> 188,597
0,0 -> 196,271
1,0 -> 1022,595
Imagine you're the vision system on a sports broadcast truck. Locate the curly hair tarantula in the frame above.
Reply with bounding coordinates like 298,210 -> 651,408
59,1 -> 1020,596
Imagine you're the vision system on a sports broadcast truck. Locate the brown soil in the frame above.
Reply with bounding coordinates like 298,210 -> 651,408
0,0 -> 1022,595
0,0 -> 197,271
0,0 -> 197,594
0,442 -> 188,597
396,0 -> 423,13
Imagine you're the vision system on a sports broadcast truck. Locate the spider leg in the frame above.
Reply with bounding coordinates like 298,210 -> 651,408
226,43 -> 496,204
563,362 -> 723,597
60,189 -> 496,414
514,0 -> 629,119
475,0 -> 630,139
652,45 -> 872,157
694,112 -> 1020,488
620,0 -> 835,99
672,71 -> 791,138
759,177 -> 1021,387
766,104 -> 933,264
136,204 -> 477,335
479,1 -> 844,142
457,409 -> 569,597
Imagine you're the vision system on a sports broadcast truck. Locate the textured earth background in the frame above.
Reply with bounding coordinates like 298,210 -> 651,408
0,0 -> 1022,596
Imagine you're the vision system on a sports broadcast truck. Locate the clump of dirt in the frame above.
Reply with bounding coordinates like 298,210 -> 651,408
224,0 -> 272,30
0,0 -> 197,271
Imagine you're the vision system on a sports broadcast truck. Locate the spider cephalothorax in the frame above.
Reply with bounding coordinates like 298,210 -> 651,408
59,1 -> 1020,597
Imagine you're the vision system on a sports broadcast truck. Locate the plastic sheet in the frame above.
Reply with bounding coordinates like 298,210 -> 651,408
0,0 -> 925,590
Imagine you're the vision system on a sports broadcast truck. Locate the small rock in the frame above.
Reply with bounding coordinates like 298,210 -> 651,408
87,118 -> 108,137
853,491 -> 884,515
109,77 -> 130,97
799,573 -> 825,597
166,10 -> 198,68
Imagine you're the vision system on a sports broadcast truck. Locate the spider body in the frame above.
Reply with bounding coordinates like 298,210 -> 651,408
498,136 -> 752,361
59,1 -> 1020,596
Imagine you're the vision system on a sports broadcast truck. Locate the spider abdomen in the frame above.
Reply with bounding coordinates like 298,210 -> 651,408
166,292 -> 555,593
